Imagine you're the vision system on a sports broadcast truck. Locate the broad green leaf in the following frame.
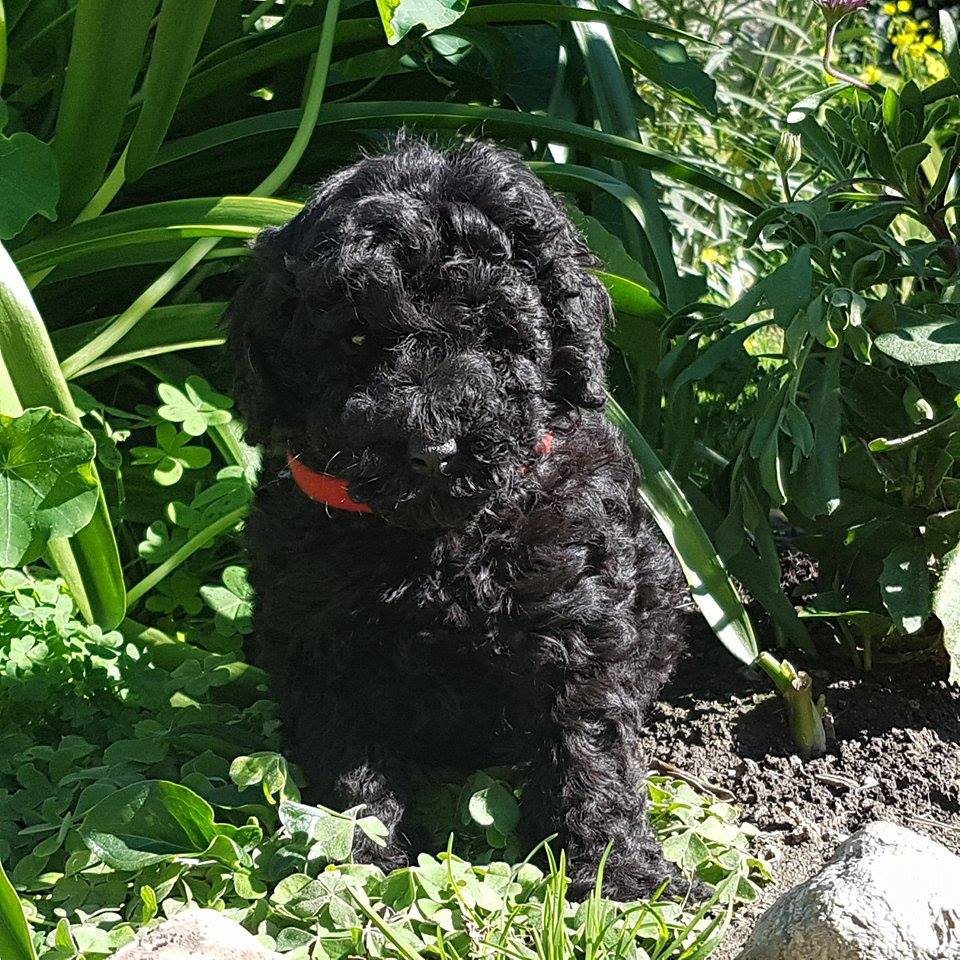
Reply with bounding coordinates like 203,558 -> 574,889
0,858 -> 37,960
279,801 -> 355,862
79,780 -> 221,871
940,11 -> 960,84
230,752 -> 296,803
0,408 -> 98,566
880,541 -> 932,635
933,542 -> 960,684
0,132 -> 58,240
157,376 -> 233,437
376,0 -> 467,44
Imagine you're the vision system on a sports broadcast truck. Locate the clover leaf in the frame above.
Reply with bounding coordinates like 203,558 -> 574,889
200,565 -> 254,637
132,423 -> 211,485
157,376 -> 234,437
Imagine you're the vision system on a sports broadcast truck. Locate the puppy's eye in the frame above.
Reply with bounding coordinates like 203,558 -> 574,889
341,332 -> 370,356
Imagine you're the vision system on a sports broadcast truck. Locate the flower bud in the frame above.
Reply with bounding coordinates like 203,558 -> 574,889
775,131 -> 803,174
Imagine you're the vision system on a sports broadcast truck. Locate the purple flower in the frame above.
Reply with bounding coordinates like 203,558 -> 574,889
817,0 -> 871,23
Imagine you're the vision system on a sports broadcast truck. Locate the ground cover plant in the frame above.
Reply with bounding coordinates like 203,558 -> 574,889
0,0 -> 958,956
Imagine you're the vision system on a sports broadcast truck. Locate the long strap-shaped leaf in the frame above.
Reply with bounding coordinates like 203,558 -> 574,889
0,242 -> 126,628
607,394 -> 759,665
53,0 -> 160,220
560,0 -> 682,308
175,5 -> 704,110
0,858 -> 36,960
125,0 -> 219,182
15,197 -> 300,277
152,103 -> 762,215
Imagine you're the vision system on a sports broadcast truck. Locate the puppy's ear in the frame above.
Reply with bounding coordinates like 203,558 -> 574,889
223,227 -> 300,447
550,269 -> 610,411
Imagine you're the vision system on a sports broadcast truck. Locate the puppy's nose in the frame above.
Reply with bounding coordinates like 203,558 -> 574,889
408,436 -> 458,475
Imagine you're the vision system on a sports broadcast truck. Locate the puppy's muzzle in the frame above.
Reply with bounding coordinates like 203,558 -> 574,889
408,436 -> 458,475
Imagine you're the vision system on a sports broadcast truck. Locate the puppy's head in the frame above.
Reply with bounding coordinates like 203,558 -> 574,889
226,136 -> 610,528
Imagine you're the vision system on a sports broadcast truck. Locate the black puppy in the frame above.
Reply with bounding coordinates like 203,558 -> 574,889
226,135 -> 686,899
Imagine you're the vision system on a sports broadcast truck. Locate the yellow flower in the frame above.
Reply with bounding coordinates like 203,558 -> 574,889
882,1 -> 896,11
897,0 -> 912,10
861,65 -> 884,84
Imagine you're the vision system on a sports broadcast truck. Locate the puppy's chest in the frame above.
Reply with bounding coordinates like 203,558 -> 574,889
302,524 -> 523,650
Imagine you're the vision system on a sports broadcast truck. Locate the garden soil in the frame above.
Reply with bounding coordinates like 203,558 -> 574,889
640,630 -> 960,959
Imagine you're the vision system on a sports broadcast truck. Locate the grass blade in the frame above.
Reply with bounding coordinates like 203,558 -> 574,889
0,241 -> 126,628
53,0 -> 160,219
125,0 -> 219,181
607,394 -> 759,665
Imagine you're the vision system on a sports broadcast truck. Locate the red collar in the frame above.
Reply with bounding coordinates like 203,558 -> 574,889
287,431 -> 555,514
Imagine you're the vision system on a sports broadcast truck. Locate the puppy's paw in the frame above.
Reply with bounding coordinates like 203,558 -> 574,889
351,831 -> 409,873
569,856 -> 709,904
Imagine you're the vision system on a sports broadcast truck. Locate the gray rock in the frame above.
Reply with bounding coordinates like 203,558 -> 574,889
737,821 -> 960,960
110,909 -> 281,960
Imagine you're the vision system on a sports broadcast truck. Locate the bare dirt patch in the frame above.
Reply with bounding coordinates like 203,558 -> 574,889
642,634 -> 960,959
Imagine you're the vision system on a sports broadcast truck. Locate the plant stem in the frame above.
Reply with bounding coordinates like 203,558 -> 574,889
823,19 -> 881,101
58,0 -> 343,380
756,652 -> 827,758
126,504 -> 248,609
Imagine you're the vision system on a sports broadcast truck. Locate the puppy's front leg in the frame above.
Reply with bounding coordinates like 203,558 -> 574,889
524,664 -> 677,902
283,695 -> 410,871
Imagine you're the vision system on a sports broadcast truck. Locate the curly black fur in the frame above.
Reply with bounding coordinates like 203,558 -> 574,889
226,135 -> 687,899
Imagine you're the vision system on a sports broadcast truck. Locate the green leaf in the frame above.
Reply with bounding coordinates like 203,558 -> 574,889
0,857 -> 37,960
125,0 -> 219,181
200,565 -> 254,637
0,132 -> 58,240
0,241 -> 126,628
0,408 -> 98,566
152,103 -> 762,216
279,802 -> 356,862
230,752 -> 296,803
615,32 -> 716,115
14,196 -> 300,277
933,541 -> 960,684
53,0 -> 161,219
157,376 -> 233,437
376,0 -> 467,44
941,12 -> 960,84
79,780 -> 221,871
607,395 -> 758,665
466,783 -> 520,834
880,541 -> 932,635
875,319 -> 960,365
